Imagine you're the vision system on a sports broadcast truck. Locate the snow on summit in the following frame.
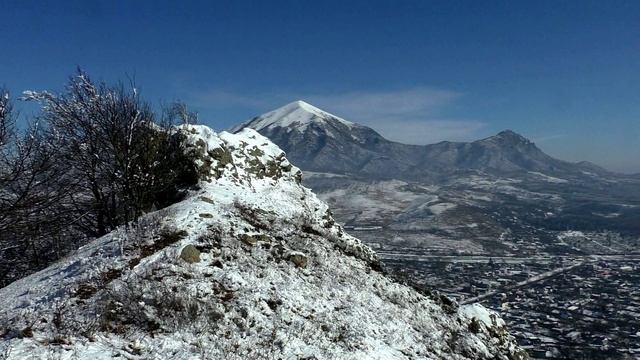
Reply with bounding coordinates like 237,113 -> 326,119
0,125 -> 526,359
231,100 -> 355,133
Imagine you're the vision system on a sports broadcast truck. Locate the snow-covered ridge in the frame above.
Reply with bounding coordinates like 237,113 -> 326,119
0,125 -> 525,359
231,100 -> 355,133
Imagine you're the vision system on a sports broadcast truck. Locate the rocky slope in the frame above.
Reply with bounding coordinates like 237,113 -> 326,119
0,125 -> 526,359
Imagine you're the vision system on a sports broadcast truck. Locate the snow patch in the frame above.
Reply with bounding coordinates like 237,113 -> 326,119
429,202 -> 457,215
528,171 -> 569,183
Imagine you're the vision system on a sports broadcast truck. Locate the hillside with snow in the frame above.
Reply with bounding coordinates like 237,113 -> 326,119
0,125 -> 526,359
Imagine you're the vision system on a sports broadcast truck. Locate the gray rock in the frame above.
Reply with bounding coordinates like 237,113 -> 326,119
180,245 -> 201,263
288,252 -> 308,268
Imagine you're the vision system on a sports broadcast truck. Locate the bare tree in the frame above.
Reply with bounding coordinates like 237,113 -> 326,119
24,69 -> 197,237
0,90 -> 76,286
0,71 -> 198,287
164,100 -> 198,125
0,89 -> 12,147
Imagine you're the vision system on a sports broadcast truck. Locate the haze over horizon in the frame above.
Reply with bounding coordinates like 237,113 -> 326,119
1,1 -> 639,173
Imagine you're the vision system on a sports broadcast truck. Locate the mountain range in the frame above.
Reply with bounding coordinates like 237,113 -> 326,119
232,100 -> 610,181
233,101 -> 640,255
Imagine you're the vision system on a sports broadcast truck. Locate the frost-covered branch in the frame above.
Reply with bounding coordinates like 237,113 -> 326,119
1,70 -> 199,287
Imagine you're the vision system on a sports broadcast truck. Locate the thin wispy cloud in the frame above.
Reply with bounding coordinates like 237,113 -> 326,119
307,88 -> 459,121
365,118 -> 487,145
189,89 -> 269,109
185,86 -> 487,145
534,134 -> 567,143
305,88 -> 485,144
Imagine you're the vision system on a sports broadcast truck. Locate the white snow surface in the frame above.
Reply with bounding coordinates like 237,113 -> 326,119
231,100 -> 355,133
428,202 -> 457,215
557,230 -> 586,240
0,125 -> 524,360
527,171 -> 569,184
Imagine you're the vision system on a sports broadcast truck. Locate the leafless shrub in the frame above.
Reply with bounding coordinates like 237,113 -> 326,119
24,69 -> 198,237
95,275 -> 224,335
233,198 -> 275,231
1,69 -> 201,287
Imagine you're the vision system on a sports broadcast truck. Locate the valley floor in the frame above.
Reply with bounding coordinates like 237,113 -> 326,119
381,251 -> 640,359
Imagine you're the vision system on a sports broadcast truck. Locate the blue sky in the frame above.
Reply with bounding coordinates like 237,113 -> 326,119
1,1 -> 639,172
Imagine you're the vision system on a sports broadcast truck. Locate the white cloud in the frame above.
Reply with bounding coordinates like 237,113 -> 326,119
534,134 -> 567,143
303,88 -> 485,144
365,118 -> 487,145
307,87 -> 459,121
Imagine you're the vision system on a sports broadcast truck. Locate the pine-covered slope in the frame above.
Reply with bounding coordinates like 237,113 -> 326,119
0,125 -> 526,359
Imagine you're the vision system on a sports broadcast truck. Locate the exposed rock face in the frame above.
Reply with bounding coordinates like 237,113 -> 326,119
0,125 -> 526,359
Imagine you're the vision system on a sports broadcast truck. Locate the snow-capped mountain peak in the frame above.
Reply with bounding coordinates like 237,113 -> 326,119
232,100 -> 354,133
